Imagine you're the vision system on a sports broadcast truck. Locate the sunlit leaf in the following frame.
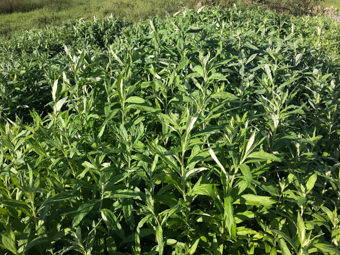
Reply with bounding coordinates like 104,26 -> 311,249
247,151 -> 281,162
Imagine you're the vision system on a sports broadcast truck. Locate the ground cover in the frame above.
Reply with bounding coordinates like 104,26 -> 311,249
324,0 -> 340,9
1,0 -> 337,38
0,0 -> 197,38
0,5 -> 339,254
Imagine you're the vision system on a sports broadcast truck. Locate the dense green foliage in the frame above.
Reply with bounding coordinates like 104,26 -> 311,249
0,6 -> 340,254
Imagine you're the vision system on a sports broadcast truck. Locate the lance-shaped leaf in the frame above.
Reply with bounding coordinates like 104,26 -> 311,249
247,151 -> 281,162
52,79 -> 58,101
236,194 -> 276,207
53,97 -> 67,114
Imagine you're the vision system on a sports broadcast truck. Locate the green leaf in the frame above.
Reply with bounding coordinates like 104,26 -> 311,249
72,202 -> 96,227
24,232 -> 64,252
246,54 -> 258,64
279,239 -> 292,255
1,231 -> 17,255
126,96 -> 145,104
101,209 -> 125,239
211,91 -> 238,101
245,132 -> 256,156
1,199 -> 32,216
126,104 -> 158,112
193,65 -> 204,77
116,75 -> 124,102
321,206 -> 335,225
208,73 -> 226,81
247,151 -> 281,162
264,64 -> 273,84
245,42 -> 259,51
156,225 -> 164,255
166,239 -> 177,246
106,189 -> 143,200
186,26 -> 204,33
109,46 -> 123,65
238,194 -> 276,207
28,139 -> 47,157
297,213 -> 306,245
184,167 -> 208,180
38,192 -> 77,212
295,53 -> 303,65
306,173 -> 317,194
270,247 -> 277,255
209,147 -> 227,176
187,115 -> 198,135
239,164 -> 252,183
189,239 -> 200,254
52,79 -> 58,101
191,183 -> 215,198
224,195 -> 235,238
53,97 -> 67,114
104,172 -> 131,190
82,161 -> 96,169
272,229 -> 298,253
314,243 -> 340,254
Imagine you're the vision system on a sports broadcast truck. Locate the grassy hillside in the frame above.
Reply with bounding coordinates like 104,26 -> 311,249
1,0 -> 339,38
0,5 -> 339,255
0,0 -> 198,38
324,0 -> 340,9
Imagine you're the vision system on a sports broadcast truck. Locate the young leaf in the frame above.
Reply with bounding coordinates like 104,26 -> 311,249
126,96 -> 145,104
279,239 -> 292,255
224,195 -> 235,238
126,104 -> 158,112
184,167 -> 208,180
239,164 -> 252,183
306,173 -> 317,194
211,91 -> 238,101
264,64 -> 273,84
116,75 -> 124,102
156,225 -> 164,255
189,239 -> 200,254
187,115 -> 198,135
247,151 -> 281,162
209,147 -> 227,176
297,213 -> 306,246
53,97 -> 67,114
272,229 -> 298,253
239,194 -> 276,207
245,131 -> 256,156
191,183 -> 215,198
314,243 -> 340,254
52,79 -> 58,101
1,231 -> 17,255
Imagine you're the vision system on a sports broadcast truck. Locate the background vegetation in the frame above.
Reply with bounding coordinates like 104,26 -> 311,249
0,4 -> 339,254
0,0 -> 197,37
0,0 -> 66,14
323,0 -> 340,8
0,0 -> 339,38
